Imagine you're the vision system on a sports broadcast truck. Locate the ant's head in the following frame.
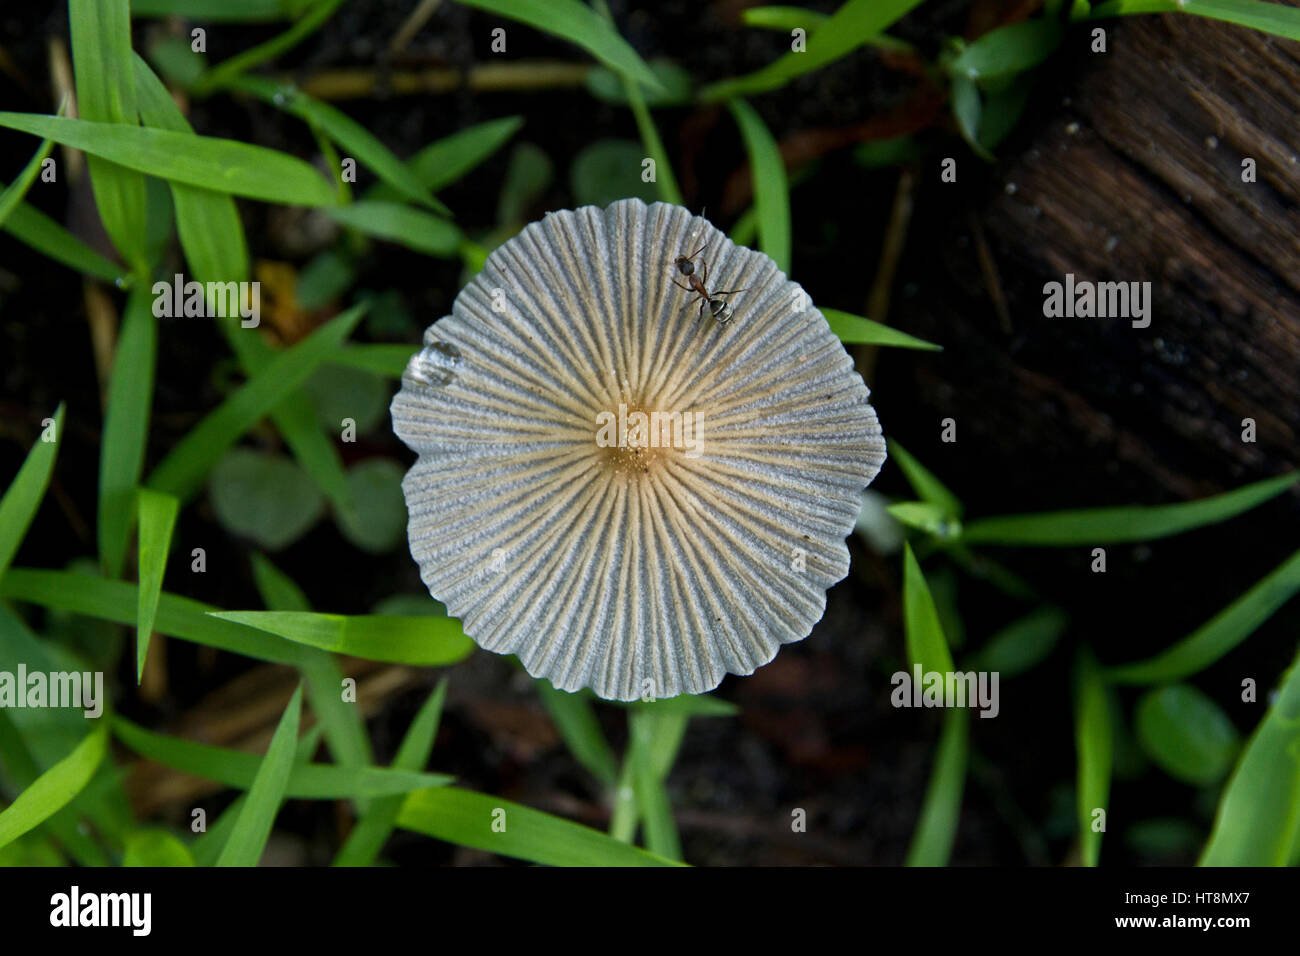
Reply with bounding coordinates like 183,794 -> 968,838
673,244 -> 707,277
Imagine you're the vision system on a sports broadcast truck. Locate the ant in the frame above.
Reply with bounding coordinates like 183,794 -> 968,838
670,243 -> 746,326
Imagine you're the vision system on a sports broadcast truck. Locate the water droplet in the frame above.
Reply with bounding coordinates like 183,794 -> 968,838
1004,182 -> 1018,195
408,340 -> 462,387
1204,135 -> 1219,149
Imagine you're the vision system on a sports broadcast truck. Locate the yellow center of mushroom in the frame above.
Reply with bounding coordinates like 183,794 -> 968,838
593,400 -> 701,478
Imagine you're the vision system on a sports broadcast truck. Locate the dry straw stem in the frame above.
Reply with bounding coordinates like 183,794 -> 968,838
291,62 -> 592,101
392,199 -> 886,700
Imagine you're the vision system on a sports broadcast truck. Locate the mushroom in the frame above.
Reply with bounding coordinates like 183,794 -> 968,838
392,199 -> 886,701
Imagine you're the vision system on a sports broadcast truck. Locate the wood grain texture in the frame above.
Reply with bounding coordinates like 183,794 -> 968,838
874,9 -> 1300,669
892,10 -> 1299,504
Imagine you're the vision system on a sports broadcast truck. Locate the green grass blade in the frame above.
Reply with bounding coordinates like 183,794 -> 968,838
1073,649 -> 1112,867
396,786 -> 683,866
133,55 -> 250,287
0,403 -> 64,582
902,542 -> 955,674
1135,684 -> 1239,785
250,552 -> 310,612
962,472 -> 1300,546
0,711 -> 109,866
1088,0 -> 1300,41
122,830 -> 196,866
376,116 -> 524,197
0,568 -> 316,666
212,318 -> 354,518
1200,644 -> 1300,865
132,0 -> 309,21
822,308 -> 942,350
950,74 -> 992,162
0,725 -> 108,851
701,0 -> 927,101
453,0 -> 664,93
0,604 -> 134,851
189,730 -> 318,864
536,681 -> 619,786
135,489 -> 179,683
904,707 -> 970,866
207,610 -> 475,666
68,0 -> 150,272
591,0 -> 682,206
887,440 -> 962,519
214,686 -> 302,866
190,797 -> 245,866
624,75 -> 682,206
0,199 -> 125,283
334,679 -> 449,866
948,18 -> 1064,83
727,99 -> 790,274
303,654 -> 370,769
743,6 -> 830,30
328,344 -> 413,378
1105,547 -> 1300,684
628,709 -> 687,861
614,694 -> 739,717
901,542 -> 966,865
0,113 -> 337,207
193,0 -> 349,95
728,205 -> 758,247
967,606 -> 1066,677
98,286 -> 157,577
324,202 -> 463,257
0,129 -> 57,230
113,716 -> 449,799
888,501 -> 962,539
233,77 -> 448,214
250,553 -> 374,772
146,303 -> 367,502
608,759 -> 638,842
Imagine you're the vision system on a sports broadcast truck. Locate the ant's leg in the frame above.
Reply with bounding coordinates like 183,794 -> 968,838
671,278 -> 693,292
699,259 -> 708,287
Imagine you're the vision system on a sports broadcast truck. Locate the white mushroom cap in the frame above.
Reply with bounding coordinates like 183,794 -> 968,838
392,199 -> 886,700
